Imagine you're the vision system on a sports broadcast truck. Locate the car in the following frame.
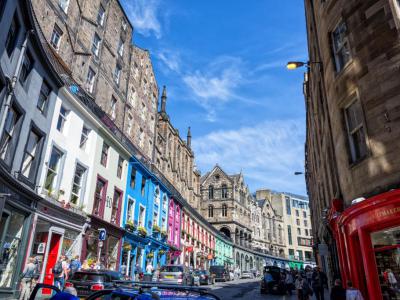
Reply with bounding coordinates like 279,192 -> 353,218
158,264 -> 193,285
209,265 -> 230,282
29,282 -> 221,300
194,270 -> 213,285
240,271 -> 254,279
64,269 -> 123,298
260,266 -> 286,294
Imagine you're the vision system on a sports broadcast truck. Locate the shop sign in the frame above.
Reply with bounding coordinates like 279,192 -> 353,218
207,254 -> 214,260
37,242 -> 46,254
99,228 -> 107,241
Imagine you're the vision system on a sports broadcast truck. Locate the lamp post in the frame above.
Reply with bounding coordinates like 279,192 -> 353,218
286,61 -> 321,70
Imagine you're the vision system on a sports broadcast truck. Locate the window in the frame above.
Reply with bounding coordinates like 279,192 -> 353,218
114,64 -> 122,85
208,185 -> 214,199
297,228 -> 301,235
50,24 -> 63,51
100,142 -> 109,167
153,211 -> 158,226
56,106 -> 68,132
21,129 -> 43,181
138,205 -> 145,227
289,249 -> 295,258
208,205 -> 213,218
126,197 -> 135,221
303,211 -> 307,218
161,217 -> 166,230
115,156 -> 123,179
86,67 -> 95,93
91,33 -> 101,57
295,210 -> 299,217
97,5 -> 105,26
126,113 -> 133,135
344,100 -> 367,163
141,177 -> 146,196
110,97 -> 117,119
296,219 -> 300,226
305,229 -> 309,236
111,189 -> 122,223
5,14 -> 20,57
287,225 -> 292,245
37,81 -> 51,114
140,102 -> 146,120
285,196 -> 291,215
117,39 -> 124,57
221,184 -> 228,198
129,87 -> 136,106
19,51 -> 33,85
122,19 -> 127,31
59,0 -> 70,13
331,21 -> 351,72
304,220 -> 308,227
138,128 -> 144,148
162,195 -> 167,211
130,169 -> 136,189
222,204 -> 227,217
44,147 -> 63,191
0,105 -> 22,164
93,178 -> 106,216
70,163 -> 86,205
154,187 -> 160,206
80,126 -> 90,149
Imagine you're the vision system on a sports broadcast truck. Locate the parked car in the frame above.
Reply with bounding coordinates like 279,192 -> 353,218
240,271 -> 254,279
209,265 -> 230,282
158,265 -> 193,285
260,266 -> 286,294
194,270 -> 214,285
64,269 -> 122,297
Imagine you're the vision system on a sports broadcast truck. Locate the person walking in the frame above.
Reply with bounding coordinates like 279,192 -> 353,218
346,281 -> 364,300
69,255 -> 81,277
387,269 -> 398,289
285,271 -> 294,296
19,257 -> 36,300
53,256 -> 67,290
296,275 -> 312,300
312,267 -> 327,300
330,279 -> 346,300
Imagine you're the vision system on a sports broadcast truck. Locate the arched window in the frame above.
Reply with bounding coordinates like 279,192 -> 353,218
208,185 -> 214,199
222,204 -> 227,217
208,205 -> 214,218
221,184 -> 228,198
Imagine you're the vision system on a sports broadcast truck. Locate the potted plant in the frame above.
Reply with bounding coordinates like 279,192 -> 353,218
158,250 -> 166,256
123,243 -> 132,251
146,252 -> 154,259
138,226 -> 147,237
153,224 -> 161,233
125,220 -> 135,232
161,230 -> 167,239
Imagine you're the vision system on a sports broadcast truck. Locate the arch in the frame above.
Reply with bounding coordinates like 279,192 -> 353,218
208,205 -> 214,218
220,227 -> 231,238
236,252 -> 240,268
250,257 -> 253,269
241,253 -> 244,271
245,255 -> 249,271
222,204 -> 228,217
221,184 -> 228,198
208,185 -> 214,199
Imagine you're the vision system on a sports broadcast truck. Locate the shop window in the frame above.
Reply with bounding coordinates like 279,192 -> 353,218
100,142 -> 109,167
20,126 -> 44,182
19,51 -> 33,85
117,156 -> 124,179
331,21 -> 351,72
130,168 -> 136,189
0,209 -> 26,288
37,80 -> 51,114
111,189 -> 122,223
93,178 -> 106,216
0,104 -> 23,166
44,147 -> 63,191
5,13 -> 20,57
70,163 -> 86,205
344,99 -> 367,163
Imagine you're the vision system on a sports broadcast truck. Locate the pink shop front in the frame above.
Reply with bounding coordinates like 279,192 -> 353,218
167,198 -> 182,264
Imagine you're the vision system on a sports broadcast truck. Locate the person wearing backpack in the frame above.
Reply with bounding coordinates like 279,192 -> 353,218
69,255 -> 81,277
53,257 -> 65,290
19,257 -> 36,300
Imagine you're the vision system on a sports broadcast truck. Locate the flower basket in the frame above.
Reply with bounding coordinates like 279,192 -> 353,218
158,250 -> 166,256
123,243 -> 132,251
161,230 -> 167,239
153,225 -> 161,233
138,226 -> 147,237
125,221 -> 136,233
147,252 -> 154,259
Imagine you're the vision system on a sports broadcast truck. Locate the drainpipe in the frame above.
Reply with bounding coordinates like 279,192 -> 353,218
0,30 -> 34,138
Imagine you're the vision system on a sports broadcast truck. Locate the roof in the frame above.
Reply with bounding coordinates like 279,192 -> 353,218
257,199 -> 266,207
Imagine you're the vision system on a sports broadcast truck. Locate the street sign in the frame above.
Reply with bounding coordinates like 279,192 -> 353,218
99,228 -> 107,241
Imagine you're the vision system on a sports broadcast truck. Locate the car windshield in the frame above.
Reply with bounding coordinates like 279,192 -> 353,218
160,266 -> 184,272
70,273 -> 106,282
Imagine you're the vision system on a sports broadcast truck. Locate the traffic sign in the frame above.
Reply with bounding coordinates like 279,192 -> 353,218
99,228 -> 107,241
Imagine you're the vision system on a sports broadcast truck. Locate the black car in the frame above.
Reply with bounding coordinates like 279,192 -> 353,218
260,266 -> 286,294
64,269 -> 122,297
209,266 -> 229,282
194,270 -> 214,285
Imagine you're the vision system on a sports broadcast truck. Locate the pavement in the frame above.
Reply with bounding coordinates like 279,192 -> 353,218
206,278 -> 330,300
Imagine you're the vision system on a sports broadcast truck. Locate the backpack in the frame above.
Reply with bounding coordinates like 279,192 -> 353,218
52,262 -> 63,276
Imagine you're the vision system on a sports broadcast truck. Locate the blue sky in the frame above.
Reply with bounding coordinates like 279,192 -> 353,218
121,0 -> 308,196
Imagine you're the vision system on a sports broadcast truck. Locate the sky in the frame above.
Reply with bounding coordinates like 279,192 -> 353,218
120,0 -> 309,196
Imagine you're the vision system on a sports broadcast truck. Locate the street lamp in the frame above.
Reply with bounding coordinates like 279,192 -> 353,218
286,61 -> 321,70
294,172 -> 304,175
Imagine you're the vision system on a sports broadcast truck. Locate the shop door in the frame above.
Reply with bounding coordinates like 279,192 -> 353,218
43,233 -> 62,294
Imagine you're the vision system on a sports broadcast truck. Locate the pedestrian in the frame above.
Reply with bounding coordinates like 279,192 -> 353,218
387,269 -> 398,289
296,275 -> 313,300
330,279 -> 346,300
146,262 -> 154,274
69,255 -> 81,277
135,263 -> 143,281
53,257 -> 65,290
285,271 -> 294,296
312,267 -> 327,300
346,281 -> 364,300
62,256 -> 70,282
306,266 -> 313,286
19,257 -> 36,300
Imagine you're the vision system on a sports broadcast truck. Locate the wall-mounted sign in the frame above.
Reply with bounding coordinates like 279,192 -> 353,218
37,243 -> 46,254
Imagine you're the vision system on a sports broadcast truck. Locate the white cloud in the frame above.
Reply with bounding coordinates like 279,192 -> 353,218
192,119 -> 306,195
124,0 -> 162,38
158,51 -> 181,73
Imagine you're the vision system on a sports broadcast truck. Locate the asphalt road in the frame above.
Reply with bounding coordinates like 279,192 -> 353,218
206,278 -> 330,300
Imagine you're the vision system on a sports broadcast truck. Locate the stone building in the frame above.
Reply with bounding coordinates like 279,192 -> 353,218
31,0 -> 157,159
153,87 -> 201,208
304,0 -> 400,296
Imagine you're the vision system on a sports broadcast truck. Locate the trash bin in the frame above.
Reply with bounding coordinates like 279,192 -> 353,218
143,273 -> 153,282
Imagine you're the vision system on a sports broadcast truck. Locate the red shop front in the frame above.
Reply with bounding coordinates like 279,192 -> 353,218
329,189 -> 400,300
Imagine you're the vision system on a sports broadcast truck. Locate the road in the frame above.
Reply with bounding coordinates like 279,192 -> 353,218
206,278 -> 330,300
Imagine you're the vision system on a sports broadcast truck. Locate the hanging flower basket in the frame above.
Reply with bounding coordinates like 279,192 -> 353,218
138,226 -> 147,237
147,252 -> 154,259
125,221 -> 136,233
161,230 -> 168,239
158,250 -> 166,256
123,243 -> 132,251
153,224 -> 161,233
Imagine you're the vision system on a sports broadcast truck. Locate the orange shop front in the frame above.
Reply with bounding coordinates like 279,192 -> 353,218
329,189 -> 400,300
